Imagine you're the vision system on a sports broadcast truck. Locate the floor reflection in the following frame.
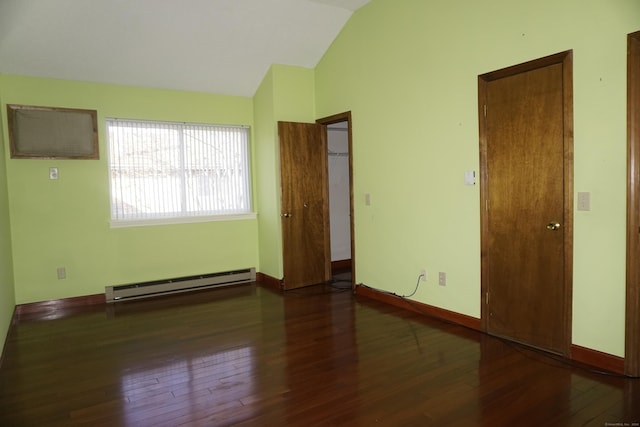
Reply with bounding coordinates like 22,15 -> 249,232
283,285 -> 360,425
120,347 -> 255,426
2,282 -> 639,426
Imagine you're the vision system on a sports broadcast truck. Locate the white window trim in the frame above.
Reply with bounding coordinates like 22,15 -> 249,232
110,212 -> 257,229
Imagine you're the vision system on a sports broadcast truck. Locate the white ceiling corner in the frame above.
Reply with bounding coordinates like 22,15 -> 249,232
307,0 -> 372,11
0,0 -> 372,98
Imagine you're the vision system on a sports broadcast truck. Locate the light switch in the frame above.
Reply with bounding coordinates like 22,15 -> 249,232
365,193 -> 371,206
577,192 -> 591,211
464,170 -> 476,185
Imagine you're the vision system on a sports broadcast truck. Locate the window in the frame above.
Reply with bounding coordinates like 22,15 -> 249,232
107,119 -> 253,227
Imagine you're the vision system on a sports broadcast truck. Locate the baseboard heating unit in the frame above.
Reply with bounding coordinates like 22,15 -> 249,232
105,268 -> 256,303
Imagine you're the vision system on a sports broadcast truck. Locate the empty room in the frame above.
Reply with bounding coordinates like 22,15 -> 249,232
1,0 -> 640,425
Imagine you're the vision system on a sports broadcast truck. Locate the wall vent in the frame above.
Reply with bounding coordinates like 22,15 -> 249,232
105,268 -> 256,303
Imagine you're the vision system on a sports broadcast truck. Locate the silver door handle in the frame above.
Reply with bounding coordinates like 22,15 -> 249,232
282,212 -> 292,218
546,222 -> 561,231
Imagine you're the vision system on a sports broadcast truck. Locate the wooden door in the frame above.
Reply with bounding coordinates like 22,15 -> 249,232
479,52 -> 573,355
627,31 -> 640,377
279,121 -> 331,290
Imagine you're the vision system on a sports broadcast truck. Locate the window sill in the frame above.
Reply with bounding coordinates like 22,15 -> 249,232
110,212 -> 257,229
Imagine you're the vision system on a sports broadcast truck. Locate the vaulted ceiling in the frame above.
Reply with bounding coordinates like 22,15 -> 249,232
0,0 -> 371,97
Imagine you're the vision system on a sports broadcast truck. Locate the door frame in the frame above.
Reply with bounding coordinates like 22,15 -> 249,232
626,31 -> 640,377
317,111 -> 355,288
478,51 -> 574,356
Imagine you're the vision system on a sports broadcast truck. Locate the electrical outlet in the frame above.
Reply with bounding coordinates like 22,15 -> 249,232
49,167 -> 59,180
420,269 -> 427,281
57,267 -> 66,280
438,272 -> 446,286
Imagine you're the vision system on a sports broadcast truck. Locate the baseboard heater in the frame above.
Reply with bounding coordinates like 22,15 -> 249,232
105,268 -> 256,303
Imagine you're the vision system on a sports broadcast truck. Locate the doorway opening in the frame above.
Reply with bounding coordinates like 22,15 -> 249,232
318,112 -> 355,289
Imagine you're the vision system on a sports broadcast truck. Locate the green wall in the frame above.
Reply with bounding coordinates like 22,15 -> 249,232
254,67 -> 280,279
254,65 -> 316,280
0,76 -> 16,352
0,75 -> 259,304
315,0 -> 640,357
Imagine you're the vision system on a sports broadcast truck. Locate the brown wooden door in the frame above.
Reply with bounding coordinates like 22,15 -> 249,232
480,52 -> 573,355
626,31 -> 640,377
279,121 -> 331,290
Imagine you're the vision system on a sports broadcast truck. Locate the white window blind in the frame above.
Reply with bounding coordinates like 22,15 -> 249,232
107,119 -> 252,225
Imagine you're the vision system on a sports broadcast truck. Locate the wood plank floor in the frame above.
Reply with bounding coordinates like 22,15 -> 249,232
1,282 -> 639,426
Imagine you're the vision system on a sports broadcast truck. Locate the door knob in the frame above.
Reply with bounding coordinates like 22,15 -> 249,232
546,222 -> 561,231
282,212 -> 292,218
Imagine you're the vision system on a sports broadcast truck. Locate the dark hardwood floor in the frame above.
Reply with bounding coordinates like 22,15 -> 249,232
1,282 -> 639,426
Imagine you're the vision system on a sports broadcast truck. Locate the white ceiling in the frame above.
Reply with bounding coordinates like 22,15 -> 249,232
0,0 -> 371,97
